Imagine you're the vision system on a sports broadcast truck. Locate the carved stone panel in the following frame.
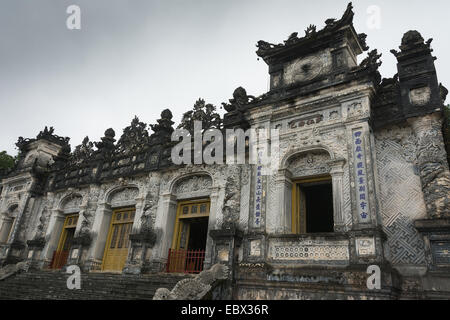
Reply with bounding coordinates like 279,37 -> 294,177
61,195 -> 82,214
287,150 -> 331,178
409,86 -> 431,106
109,187 -> 139,208
375,125 -> 427,265
355,237 -> 376,257
173,175 -> 212,198
283,51 -> 332,84
268,239 -> 349,264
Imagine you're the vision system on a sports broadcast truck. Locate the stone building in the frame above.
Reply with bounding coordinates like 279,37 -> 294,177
1,3 -> 449,299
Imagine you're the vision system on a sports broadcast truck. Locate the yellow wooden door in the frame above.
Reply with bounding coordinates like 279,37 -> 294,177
52,214 -> 78,269
168,200 -> 210,273
172,200 -> 210,250
102,209 -> 135,272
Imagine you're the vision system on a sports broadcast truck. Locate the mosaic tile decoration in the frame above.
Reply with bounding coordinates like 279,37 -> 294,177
268,239 -> 349,262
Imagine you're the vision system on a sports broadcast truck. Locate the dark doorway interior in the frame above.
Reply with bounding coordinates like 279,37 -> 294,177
187,217 -> 209,251
63,228 -> 75,251
303,182 -> 334,233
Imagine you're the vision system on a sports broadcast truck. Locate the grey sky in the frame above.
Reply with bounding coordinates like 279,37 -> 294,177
1,0 -> 449,156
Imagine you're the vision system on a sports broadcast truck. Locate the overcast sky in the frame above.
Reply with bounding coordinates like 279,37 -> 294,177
0,0 -> 449,156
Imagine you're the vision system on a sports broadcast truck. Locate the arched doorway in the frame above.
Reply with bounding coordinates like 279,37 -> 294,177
166,174 -> 213,273
100,186 -> 139,272
49,194 -> 82,269
285,150 -> 336,234
168,199 -> 210,273
102,208 -> 135,272
51,214 -> 78,269
0,205 -> 19,244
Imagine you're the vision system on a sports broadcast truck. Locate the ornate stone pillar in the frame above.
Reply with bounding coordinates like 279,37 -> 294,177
408,113 -> 450,219
209,226 -> 243,299
123,197 -> 157,274
85,202 -> 112,271
66,202 -> 91,270
40,208 -> 65,267
411,113 -> 450,272
271,169 -> 292,234
204,187 -> 220,270
328,159 -> 346,232
150,193 -> 177,272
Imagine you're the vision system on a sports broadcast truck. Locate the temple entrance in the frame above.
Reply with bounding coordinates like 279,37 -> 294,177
50,214 -> 78,269
0,217 -> 15,244
292,176 -> 334,234
102,208 -> 135,272
167,200 -> 209,273
186,218 -> 208,251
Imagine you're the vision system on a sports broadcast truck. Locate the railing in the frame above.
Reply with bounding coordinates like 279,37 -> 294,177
49,250 -> 69,269
166,249 -> 205,274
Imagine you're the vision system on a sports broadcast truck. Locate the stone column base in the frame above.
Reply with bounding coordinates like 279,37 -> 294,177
123,231 -> 156,275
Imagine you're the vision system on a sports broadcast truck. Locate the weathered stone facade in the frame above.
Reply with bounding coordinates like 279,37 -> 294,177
1,3 -> 449,299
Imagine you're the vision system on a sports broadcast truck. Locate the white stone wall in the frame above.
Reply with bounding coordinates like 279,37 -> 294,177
374,124 -> 427,266
245,84 -> 376,235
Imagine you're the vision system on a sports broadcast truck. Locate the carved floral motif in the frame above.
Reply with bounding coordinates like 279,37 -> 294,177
109,187 -> 139,207
174,175 -> 212,195
287,151 -> 331,178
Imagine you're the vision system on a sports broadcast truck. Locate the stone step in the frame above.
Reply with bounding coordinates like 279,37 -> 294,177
0,270 -> 188,300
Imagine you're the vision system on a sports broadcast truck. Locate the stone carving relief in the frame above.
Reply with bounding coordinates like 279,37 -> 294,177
409,115 -> 450,218
141,179 -> 160,232
287,150 -> 331,178
109,187 -> 139,208
221,167 -> 241,229
61,194 -> 82,213
173,175 -> 212,196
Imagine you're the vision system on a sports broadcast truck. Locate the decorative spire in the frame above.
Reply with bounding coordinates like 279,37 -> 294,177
115,116 -> 150,155
391,30 -> 434,59
94,128 -> 116,158
70,136 -> 94,165
256,2 -> 357,59
178,99 -> 222,134
221,87 -> 255,113
149,109 -> 175,145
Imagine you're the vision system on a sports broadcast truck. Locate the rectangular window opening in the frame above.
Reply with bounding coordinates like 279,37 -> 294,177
292,177 -> 334,234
